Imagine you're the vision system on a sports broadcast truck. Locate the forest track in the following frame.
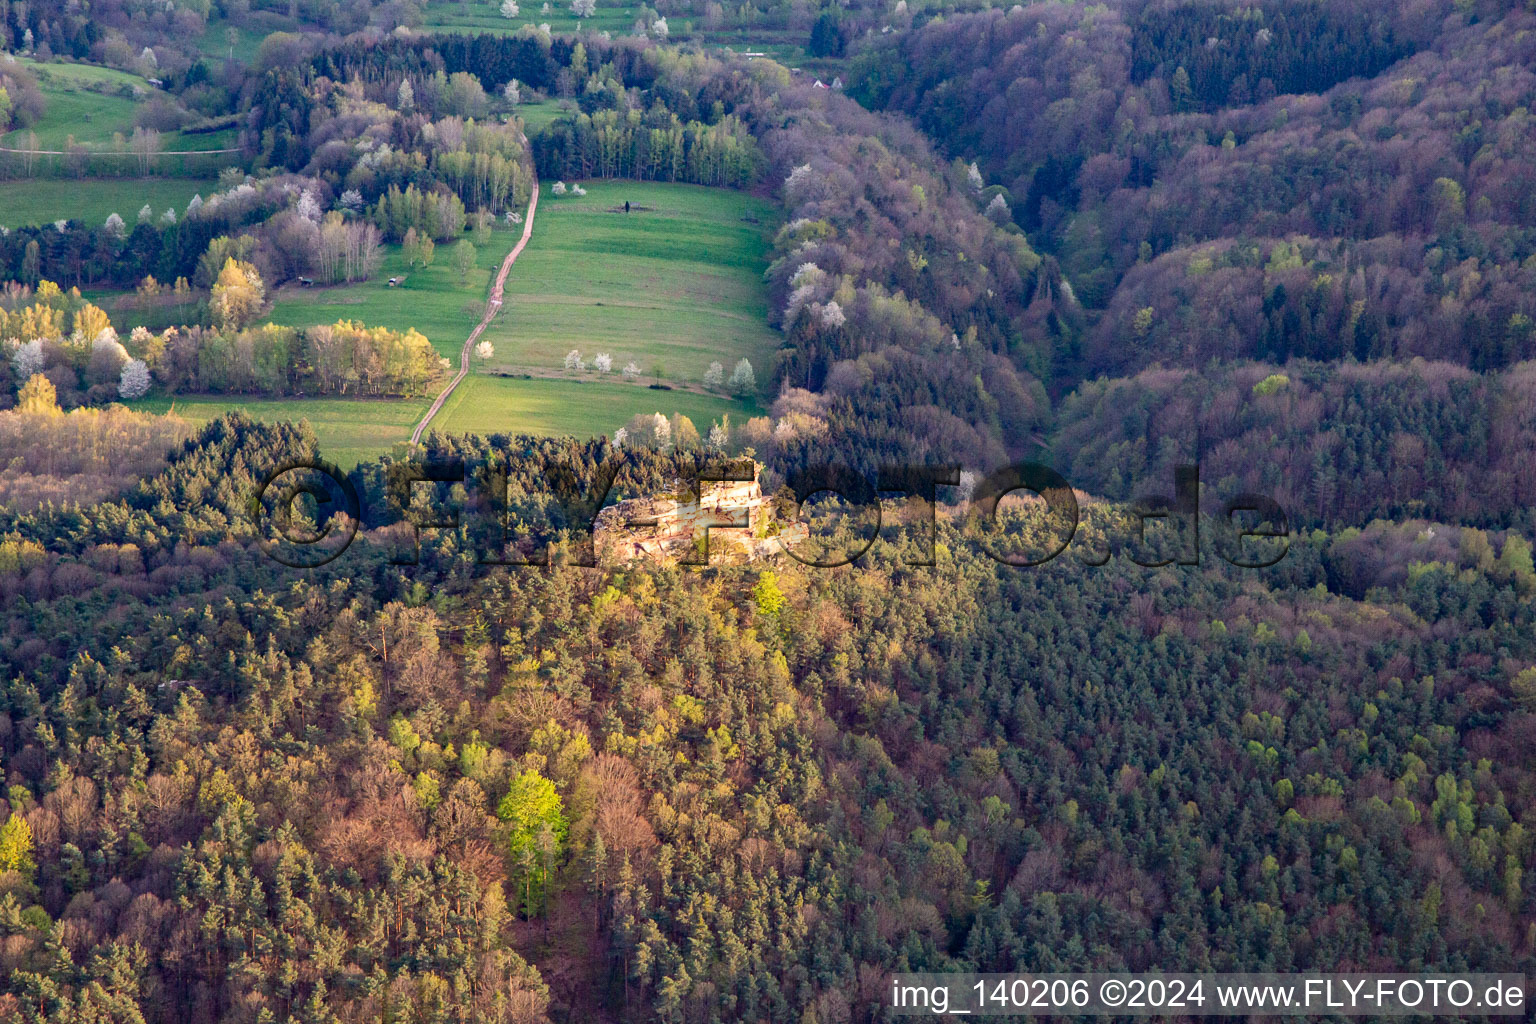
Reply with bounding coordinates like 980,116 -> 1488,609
410,178 -> 540,446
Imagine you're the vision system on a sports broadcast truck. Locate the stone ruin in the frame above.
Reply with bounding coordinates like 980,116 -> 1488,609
594,463 -> 805,565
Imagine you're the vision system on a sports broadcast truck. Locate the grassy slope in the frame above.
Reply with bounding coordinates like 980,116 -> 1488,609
265,230 -> 512,359
194,17 -> 281,63
480,179 -> 780,386
420,0 -> 638,38
431,374 -> 761,441
1,58 -> 237,152
514,99 -> 568,133
126,182 -> 776,462
112,227 -> 521,465
415,3 -> 810,63
131,395 -> 428,469
0,178 -> 221,231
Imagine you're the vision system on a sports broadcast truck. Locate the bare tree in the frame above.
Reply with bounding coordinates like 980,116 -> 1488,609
130,127 -> 161,177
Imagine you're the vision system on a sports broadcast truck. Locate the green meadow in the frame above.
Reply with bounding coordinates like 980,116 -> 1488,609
514,99 -> 569,133
480,180 -> 781,388
415,3 -> 805,62
1,59 -> 237,153
0,177 -> 221,231
419,0 -> 639,39
430,375 -> 762,441
131,395 -> 427,469
194,17 -> 281,64
117,180 -> 778,464
265,229 -> 514,359
116,223 -> 520,465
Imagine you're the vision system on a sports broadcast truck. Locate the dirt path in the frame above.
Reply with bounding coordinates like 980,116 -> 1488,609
410,179 -> 540,445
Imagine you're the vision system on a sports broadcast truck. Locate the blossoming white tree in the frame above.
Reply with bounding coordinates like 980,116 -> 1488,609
563,349 -> 584,371
622,361 -> 641,380
593,353 -> 613,373
475,340 -> 495,359
501,0 -> 521,16
728,358 -> 756,395
571,0 -> 595,17
12,339 -> 46,382
791,262 -> 825,289
783,163 -> 821,206
703,361 -> 724,388
118,359 -> 151,399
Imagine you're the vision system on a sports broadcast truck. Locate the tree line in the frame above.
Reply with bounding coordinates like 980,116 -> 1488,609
1,277 -> 446,404
532,110 -> 762,188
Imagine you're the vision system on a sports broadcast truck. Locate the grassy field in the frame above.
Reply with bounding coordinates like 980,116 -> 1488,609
420,0 -> 638,38
121,181 -> 779,462
480,180 -> 780,388
195,16 -> 285,64
265,228 -> 514,359
0,177 -> 222,231
130,395 -> 428,469
431,375 -> 762,441
1,59 -> 239,154
515,99 -> 571,133
416,2 -> 806,62
715,35 -> 814,69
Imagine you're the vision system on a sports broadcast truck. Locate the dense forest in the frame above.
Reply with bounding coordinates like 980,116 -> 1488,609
0,416 -> 1531,1023
849,0 -> 1536,346
1,0 -> 1535,1020
845,0 -> 1536,525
